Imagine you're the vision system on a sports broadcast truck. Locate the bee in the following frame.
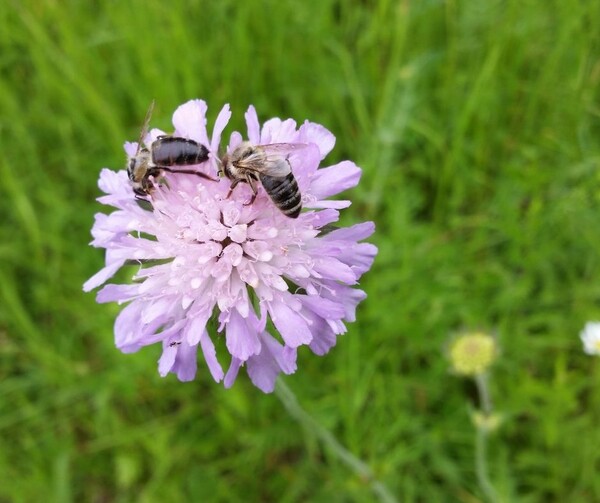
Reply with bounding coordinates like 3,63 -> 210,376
219,141 -> 305,218
127,101 -> 215,197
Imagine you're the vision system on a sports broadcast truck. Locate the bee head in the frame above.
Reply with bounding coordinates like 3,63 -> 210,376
237,141 -> 256,160
127,157 -> 137,180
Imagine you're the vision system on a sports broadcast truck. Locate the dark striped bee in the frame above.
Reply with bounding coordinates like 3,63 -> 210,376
219,141 -> 305,218
127,101 -> 215,197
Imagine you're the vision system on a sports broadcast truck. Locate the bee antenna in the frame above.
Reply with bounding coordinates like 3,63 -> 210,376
136,99 -> 155,154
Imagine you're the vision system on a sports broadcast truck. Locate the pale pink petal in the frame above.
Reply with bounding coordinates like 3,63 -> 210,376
114,302 -> 144,352
268,297 -> 313,347
170,340 -> 198,381
262,118 -> 297,143
300,295 -> 346,320
158,344 -> 178,376
320,283 -> 367,322
96,284 -> 140,303
304,312 -> 338,356
322,221 -> 375,242
147,128 -> 166,144
199,331 -> 224,382
183,309 -> 213,346
228,131 -> 244,151
224,309 -> 261,361
259,117 -> 281,144
297,121 -> 336,159
312,256 -> 357,284
224,357 -> 243,388
291,143 -> 322,188
172,99 -> 209,145
83,259 -> 126,292
309,161 -> 362,199
98,168 -> 130,196
124,142 -> 137,157
305,199 -> 352,210
246,333 -> 297,393
307,208 -> 340,229
211,104 -> 232,153
245,105 -> 261,144
339,242 -> 378,278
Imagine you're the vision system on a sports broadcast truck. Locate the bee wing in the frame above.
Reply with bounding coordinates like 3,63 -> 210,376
235,152 -> 290,178
257,143 -> 309,155
256,143 -> 308,177
136,100 -> 155,153
259,157 -> 293,178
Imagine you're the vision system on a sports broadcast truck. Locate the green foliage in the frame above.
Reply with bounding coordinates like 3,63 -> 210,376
1,0 -> 600,501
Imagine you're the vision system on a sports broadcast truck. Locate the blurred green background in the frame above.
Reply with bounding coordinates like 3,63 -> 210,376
1,0 -> 600,501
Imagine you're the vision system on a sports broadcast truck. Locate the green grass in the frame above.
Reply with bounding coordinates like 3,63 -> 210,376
1,0 -> 600,501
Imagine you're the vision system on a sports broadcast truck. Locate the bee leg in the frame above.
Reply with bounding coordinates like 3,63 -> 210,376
161,167 -> 218,182
243,177 -> 258,206
134,193 -> 154,211
226,179 -> 243,199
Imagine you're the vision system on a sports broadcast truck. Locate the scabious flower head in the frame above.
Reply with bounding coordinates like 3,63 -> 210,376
449,331 -> 497,376
580,321 -> 600,356
84,99 -> 377,392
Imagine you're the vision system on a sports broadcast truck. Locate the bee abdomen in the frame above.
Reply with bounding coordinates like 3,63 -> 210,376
260,173 -> 302,218
152,137 -> 209,166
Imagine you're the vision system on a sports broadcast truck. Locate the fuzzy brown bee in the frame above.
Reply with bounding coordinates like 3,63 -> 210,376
127,101 -> 214,197
219,141 -> 305,218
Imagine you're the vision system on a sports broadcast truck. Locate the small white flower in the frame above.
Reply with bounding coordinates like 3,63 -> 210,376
580,322 -> 600,356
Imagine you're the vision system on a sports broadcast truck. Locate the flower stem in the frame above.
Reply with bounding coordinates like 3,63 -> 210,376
275,379 -> 398,503
475,372 -> 493,415
474,373 -> 500,503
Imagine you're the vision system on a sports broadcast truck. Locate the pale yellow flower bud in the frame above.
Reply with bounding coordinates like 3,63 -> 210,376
471,411 -> 502,433
449,332 -> 497,376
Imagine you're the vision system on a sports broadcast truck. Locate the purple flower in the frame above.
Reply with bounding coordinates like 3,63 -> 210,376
84,99 -> 377,393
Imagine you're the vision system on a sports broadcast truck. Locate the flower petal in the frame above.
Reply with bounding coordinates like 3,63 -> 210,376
224,309 -> 261,361
300,295 -> 346,320
171,340 -> 198,381
224,357 -> 243,388
124,142 -> 138,157
98,168 -> 131,198
339,242 -> 378,279
322,221 -> 375,243
246,332 -> 297,393
148,128 -> 166,144
172,99 -> 209,145
297,121 -> 336,159
304,199 -> 352,210
96,284 -> 140,303
114,302 -> 144,353
199,331 -> 224,382
305,313 -> 338,356
268,297 -> 313,347
320,283 -> 367,322
83,259 -> 126,292
313,256 -> 357,284
211,103 -> 232,154
184,309 -> 213,346
245,105 -> 261,144
261,118 -> 297,144
158,344 -> 178,376
309,161 -> 362,199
